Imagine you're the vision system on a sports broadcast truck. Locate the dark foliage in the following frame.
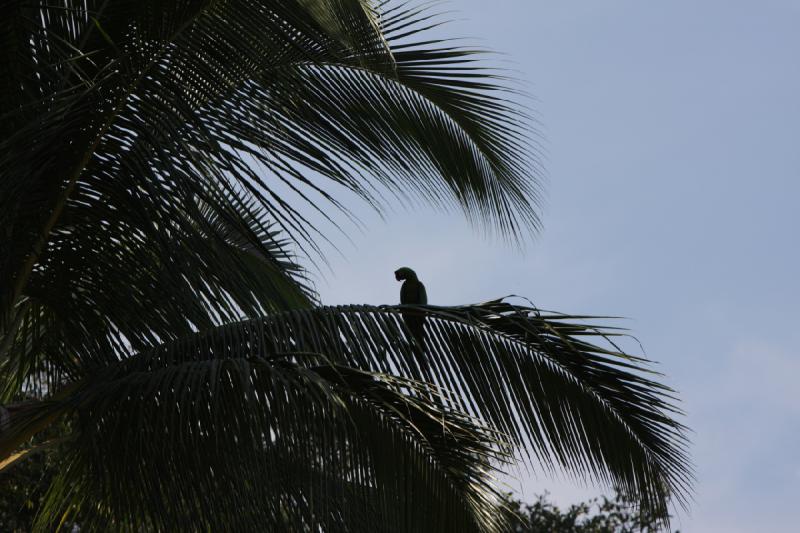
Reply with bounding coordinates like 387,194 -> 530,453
0,1 -> 691,530
507,490 -> 678,533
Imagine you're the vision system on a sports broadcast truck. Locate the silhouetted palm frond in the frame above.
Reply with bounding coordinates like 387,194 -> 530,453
1,301 -> 689,529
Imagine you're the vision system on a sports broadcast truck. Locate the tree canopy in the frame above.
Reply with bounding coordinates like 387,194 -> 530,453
0,1 -> 691,530
507,490 -> 678,533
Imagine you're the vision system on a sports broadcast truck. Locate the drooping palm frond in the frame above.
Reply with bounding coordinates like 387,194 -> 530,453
1,0 -> 541,322
2,0 -> 364,336
5,359 -> 513,532
239,301 -> 692,517
1,300 -> 690,528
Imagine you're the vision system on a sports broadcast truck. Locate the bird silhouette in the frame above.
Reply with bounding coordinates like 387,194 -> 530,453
394,267 -> 427,350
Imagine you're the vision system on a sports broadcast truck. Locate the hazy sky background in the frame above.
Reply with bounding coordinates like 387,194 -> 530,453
310,2 -> 799,530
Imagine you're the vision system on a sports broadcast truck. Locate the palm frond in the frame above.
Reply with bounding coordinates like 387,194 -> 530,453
4,359 -> 512,532
265,301 -> 692,517
2,0 -> 542,325
4,299 -> 691,525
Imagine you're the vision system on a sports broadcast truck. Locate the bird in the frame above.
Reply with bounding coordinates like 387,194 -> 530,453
394,267 -> 427,349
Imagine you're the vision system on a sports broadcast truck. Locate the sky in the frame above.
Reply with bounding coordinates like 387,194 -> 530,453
310,1 -> 800,531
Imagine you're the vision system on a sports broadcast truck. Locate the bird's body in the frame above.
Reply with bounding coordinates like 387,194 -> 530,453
400,277 -> 427,306
394,267 -> 427,350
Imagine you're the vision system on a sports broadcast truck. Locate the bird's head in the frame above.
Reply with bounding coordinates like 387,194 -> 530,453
394,267 -> 417,282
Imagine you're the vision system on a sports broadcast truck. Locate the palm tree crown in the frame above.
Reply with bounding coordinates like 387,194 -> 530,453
0,1 -> 691,531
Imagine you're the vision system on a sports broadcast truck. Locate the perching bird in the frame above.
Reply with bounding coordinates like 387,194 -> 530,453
395,267 -> 427,349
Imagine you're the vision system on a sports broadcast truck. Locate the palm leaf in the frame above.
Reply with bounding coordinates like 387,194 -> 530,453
251,301 -> 692,517
7,360 -> 512,532
1,0 -> 542,323
2,300 -> 690,527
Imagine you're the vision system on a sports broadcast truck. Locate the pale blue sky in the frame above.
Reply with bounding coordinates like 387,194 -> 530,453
314,2 -> 800,530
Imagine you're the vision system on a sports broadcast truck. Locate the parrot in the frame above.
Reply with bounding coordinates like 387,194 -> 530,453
394,267 -> 427,350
